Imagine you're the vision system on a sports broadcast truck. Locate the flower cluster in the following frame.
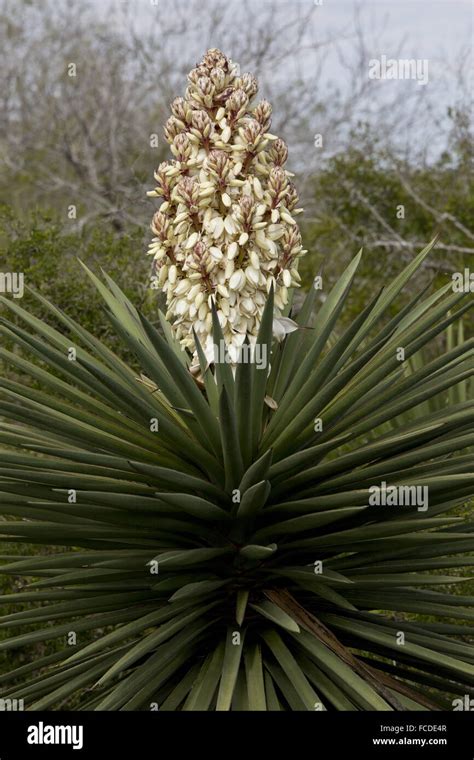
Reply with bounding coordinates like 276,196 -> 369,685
147,48 -> 306,363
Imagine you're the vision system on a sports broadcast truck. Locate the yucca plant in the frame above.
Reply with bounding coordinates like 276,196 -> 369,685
0,49 -> 473,711
0,242 -> 473,710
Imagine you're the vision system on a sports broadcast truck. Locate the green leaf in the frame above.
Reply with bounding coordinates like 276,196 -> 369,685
216,627 -> 246,711
261,629 -> 321,710
235,590 -> 249,627
183,641 -> 225,710
244,643 -> 266,710
291,629 -> 393,711
261,249 -> 362,448
239,449 -> 273,493
235,337 -> 254,467
219,384 -> 244,492
251,601 -> 300,633
250,285 -> 274,455
239,544 -> 277,561
211,304 -> 235,399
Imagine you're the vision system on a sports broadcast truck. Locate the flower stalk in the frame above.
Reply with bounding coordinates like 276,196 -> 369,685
148,48 -> 306,363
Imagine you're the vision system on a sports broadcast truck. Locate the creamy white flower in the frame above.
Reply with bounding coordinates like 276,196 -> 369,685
229,270 -> 246,291
147,48 -> 306,361
273,316 -> 300,343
